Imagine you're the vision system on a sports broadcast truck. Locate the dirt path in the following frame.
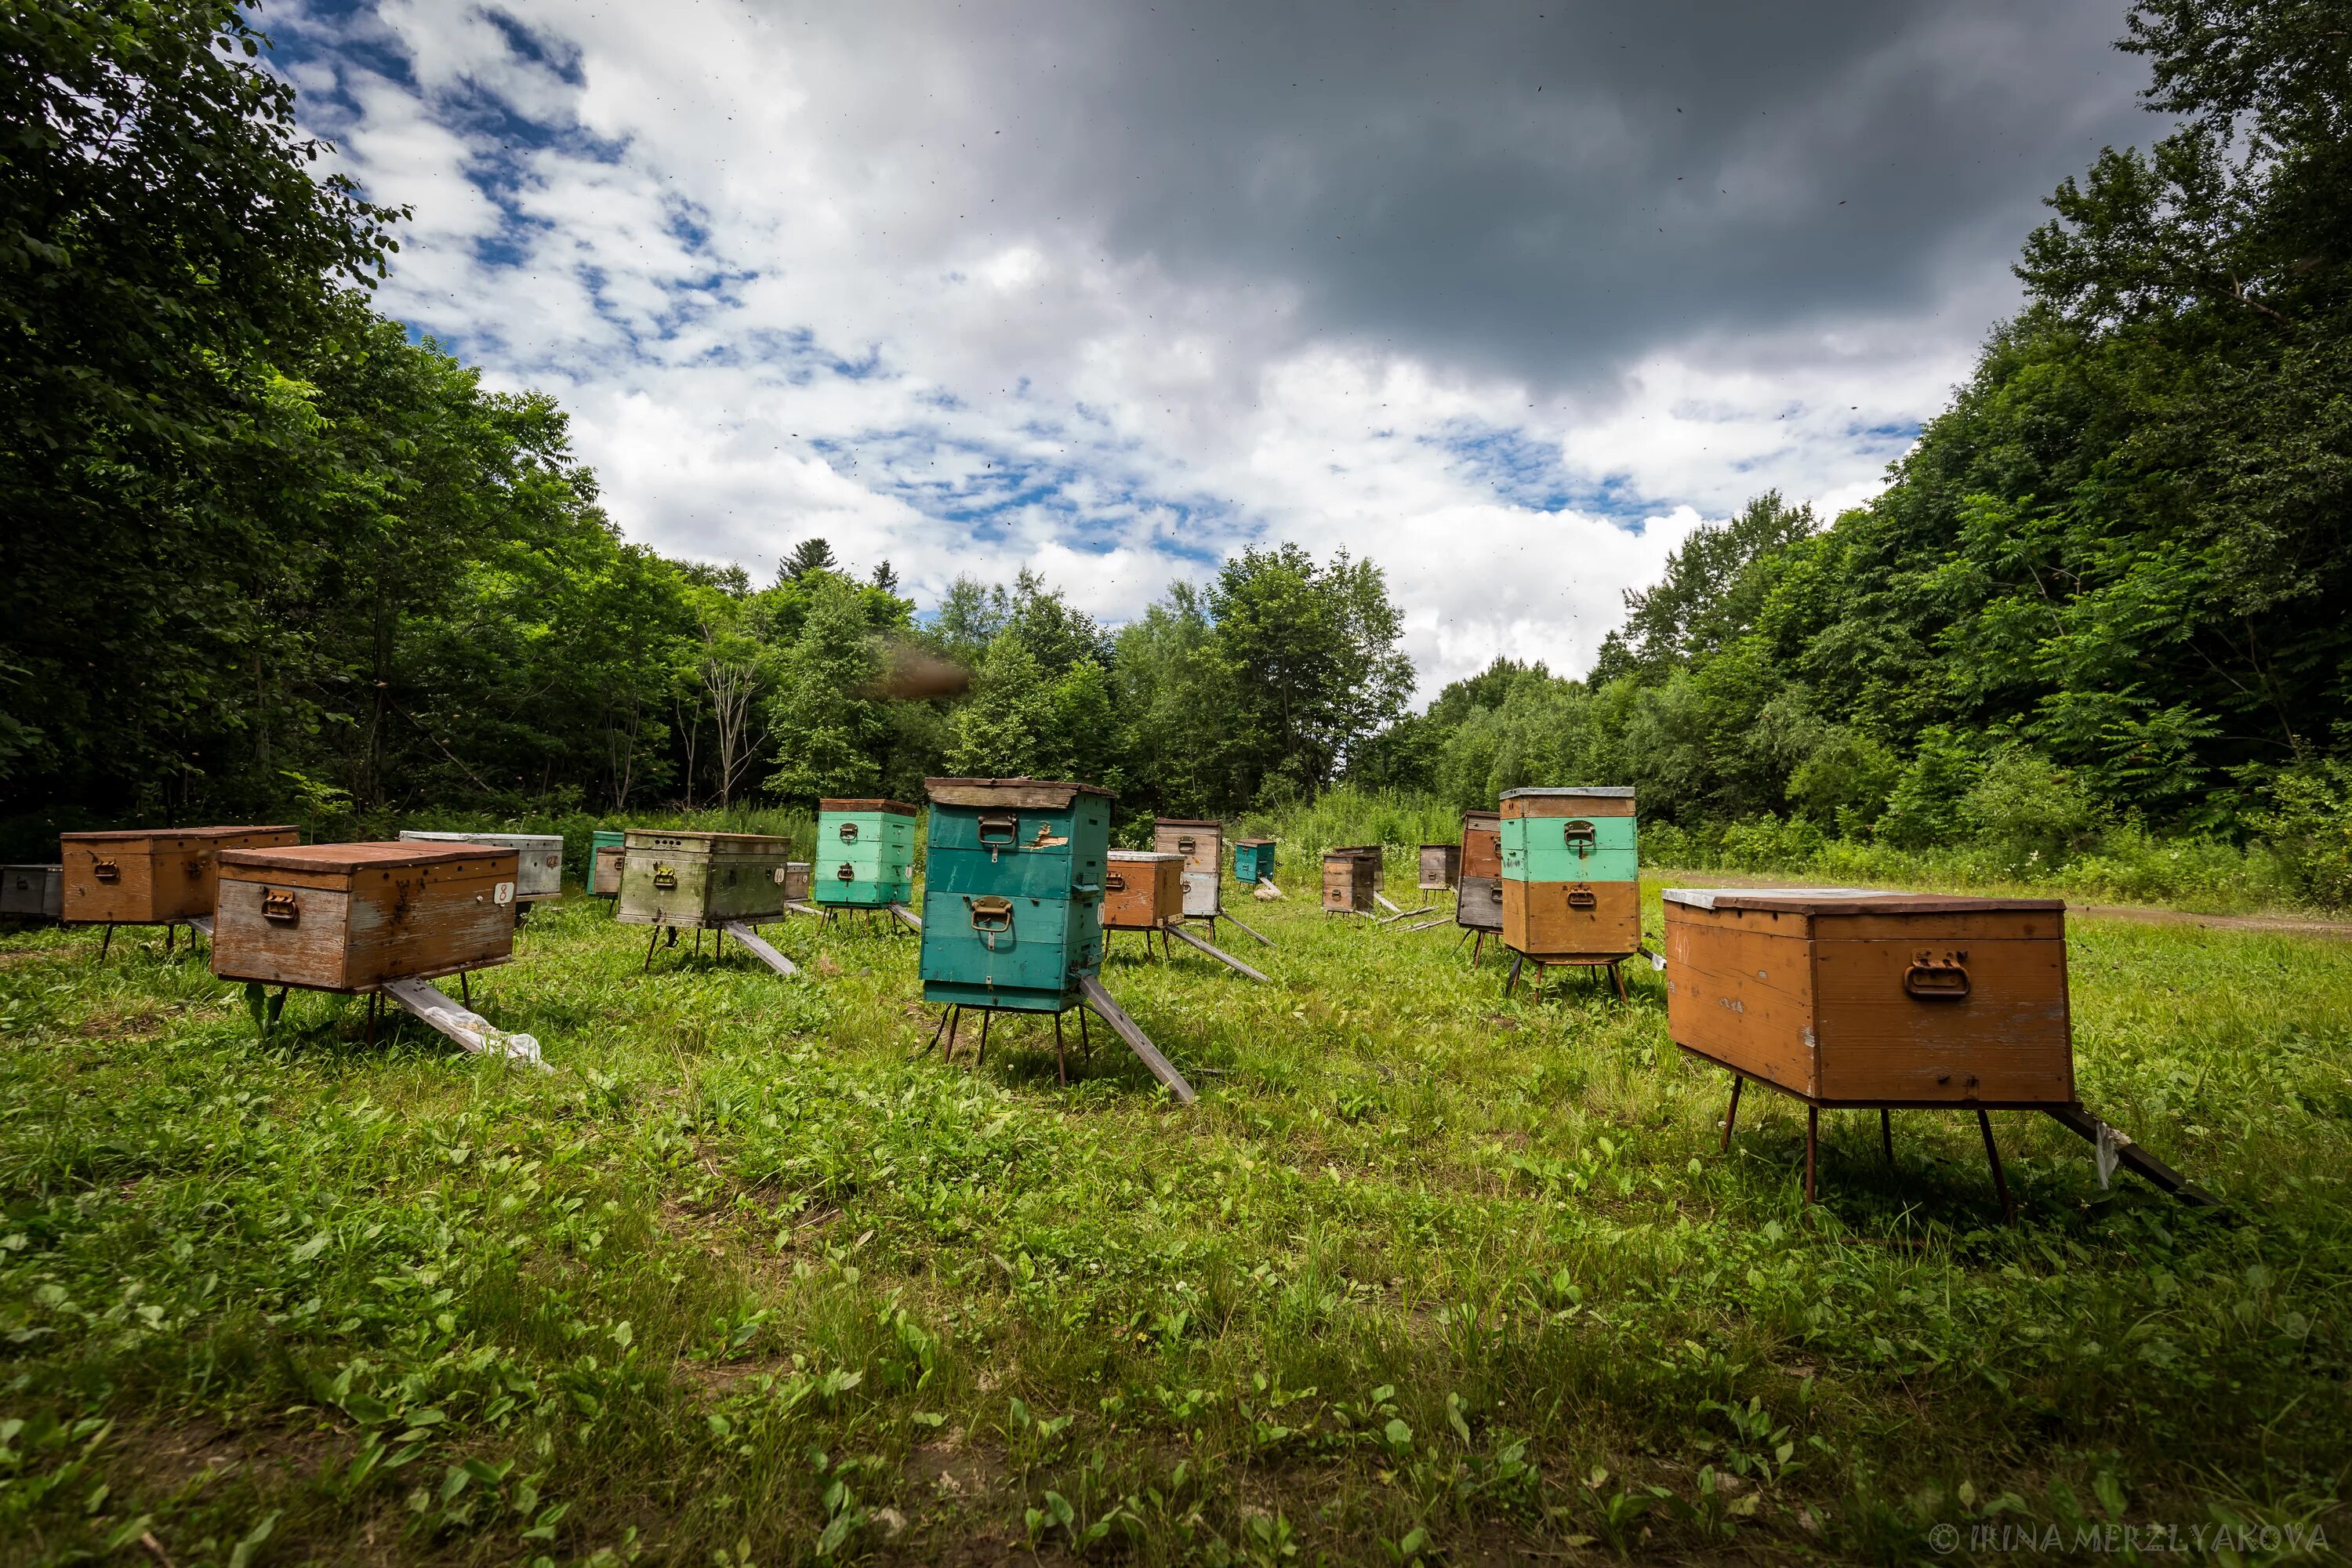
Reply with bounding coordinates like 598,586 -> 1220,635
1647,869 -> 2352,941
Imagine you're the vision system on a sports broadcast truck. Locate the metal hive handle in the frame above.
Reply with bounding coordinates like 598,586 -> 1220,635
1566,883 -> 1597,909
978,812 -> 1018,845
652,865 -> 677,891
967,894 -> 1014,932
839,822 -> 859,842
261,889 -> 299,924
93,858 -> 119,882
836,862 -> 855,880
1904,956 -> 1971,1000
1105,871 -> 1126,891
1562,819 -> 1597,855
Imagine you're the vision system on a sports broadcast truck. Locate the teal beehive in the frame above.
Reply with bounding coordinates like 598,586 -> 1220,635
919,777 -> 1111,1012
1232,838 -> 1276,886
815,798 -> 917,908
590,829 -> 626,897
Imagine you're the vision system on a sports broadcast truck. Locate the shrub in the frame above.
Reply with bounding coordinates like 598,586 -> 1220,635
2249,761 -> 2352,910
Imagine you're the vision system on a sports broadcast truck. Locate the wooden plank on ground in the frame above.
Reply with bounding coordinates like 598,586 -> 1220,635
1162,920 -> 1270,984
1375,892 -> 1404,915
1380,905 -> 1434,924
1076,974 -> 1197,1105
2044,1103 -> 2225,1210
889,902 -> 924,931
184,915 -> 212,936
1254,878 -> 1284,899
380,976 -> 550,1071
1221,912 -> 1276,948
786,902 -> 824,918
720,920 -> 799,977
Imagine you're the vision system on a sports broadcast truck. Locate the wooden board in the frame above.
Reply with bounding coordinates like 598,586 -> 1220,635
720,920 -> 800,978
1501,877 -> 1642,960
1102,852 -> 1184,931
1455,875 -> 1504,931
381,976 -> 550,1071
1498,788 -> 1635,819
1162,920 -> 1270,983
61,826 -> 299,924
924,777 -> 1114,811
1662,920 -> 1820,1097
213,842 -> 516,992
1078,974 -> 1197,1104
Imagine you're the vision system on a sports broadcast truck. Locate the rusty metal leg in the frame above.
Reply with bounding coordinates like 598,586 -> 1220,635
643,926 -> 660,972
976,1008 -> 990,1068
1054,1012 -> 1067,1086
1722,1075 -> 1743,1153
1881,1108 -> 1894,1164
1612,960 -> 1628,1003
1472,931 -> 1484,964
1979,1109 -> 2016,1223
945,1007 -> 961,1063
165,922 -> 176,956
100,923 -> 114,960
916,1007 -> 951,1059
1804,1105 -> 1819,1205
1504,951 -> 1523,996
693,927 -> 702,958
1078,1007 -> 1092,1059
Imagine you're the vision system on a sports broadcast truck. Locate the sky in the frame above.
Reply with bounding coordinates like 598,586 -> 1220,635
268,0 -> 2161,699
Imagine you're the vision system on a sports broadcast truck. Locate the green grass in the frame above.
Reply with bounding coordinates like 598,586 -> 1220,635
1,873 -> 2347,1566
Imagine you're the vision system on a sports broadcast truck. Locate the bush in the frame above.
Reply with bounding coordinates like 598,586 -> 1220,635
1956,748 -> 2106,871
2249,761 -> 2352,910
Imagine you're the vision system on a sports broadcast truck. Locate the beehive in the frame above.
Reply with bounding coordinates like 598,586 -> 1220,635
398,831 -> 564,902
590,829 -> 626,896
919,777 -> 1112,1013
1,865 -> 61,920
815,799 -> 917,908
1460,811 -> 1501,879
212,842 -> 517,992
1499,788 -> 1639,962
1102,851 -> 1184,931
1321,846 -> 1379,914
615,831 -> 799,930
1456,877 -> 1504,933
1662,889 -> 2073,1106
1153,818 -> 1223,917
1232,839 -> 1276,885
1418,844 -> 1460,891
60,826 -> 299,926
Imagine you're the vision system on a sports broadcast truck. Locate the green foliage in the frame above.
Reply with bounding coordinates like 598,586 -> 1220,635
2,874 -> 2348,1560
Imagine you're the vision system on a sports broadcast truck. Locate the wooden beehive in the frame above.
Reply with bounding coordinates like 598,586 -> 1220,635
212,842 -> 517,993
590,829 -> 626,896
60,826 -> 299,926
1321,847 -> 1379,913
815,799 -> 917,907
1499,788 -> 1639,961
1663,889 -> 2073,1106
1455,876 -> 1504,932
1154,818 -> 1223,917
1102,851 -> 1184,931
1418,843 -> 1460,891
1,864 -> 62,920
398,831 -> 564,902
1232,839 -> 1276,885
1460,811 -> 1501,880
920,777 -> 1112,1013
615,831 -> 799,930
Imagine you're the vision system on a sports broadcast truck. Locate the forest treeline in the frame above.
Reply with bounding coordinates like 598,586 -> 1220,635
2,1 -> 2347,902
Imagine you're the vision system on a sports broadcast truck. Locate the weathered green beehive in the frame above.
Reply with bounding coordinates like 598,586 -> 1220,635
918,778 -> 1111,1013
815,799 -> 916,908
615,830 -> 797,929
1232,839 -> 1276,886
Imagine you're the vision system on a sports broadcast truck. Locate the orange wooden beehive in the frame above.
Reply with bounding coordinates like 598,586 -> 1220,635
60,825 -> 299,926
1663,888 -> 2072,1107
1459,811 -> 1501,879
1101,851 -> 1184,931
212,842 -> 519,993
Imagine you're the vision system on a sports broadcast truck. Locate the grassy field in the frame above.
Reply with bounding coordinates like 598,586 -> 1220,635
1,869 -> 2347,1566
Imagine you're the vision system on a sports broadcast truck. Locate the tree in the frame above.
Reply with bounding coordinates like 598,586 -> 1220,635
764,575 -> 887,800
781,538 -> 838,582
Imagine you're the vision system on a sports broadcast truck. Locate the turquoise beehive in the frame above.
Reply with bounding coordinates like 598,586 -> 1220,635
919,777 -> 1112,1012
814,798 -> 916,908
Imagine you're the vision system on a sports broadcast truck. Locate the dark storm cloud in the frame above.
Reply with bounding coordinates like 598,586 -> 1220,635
826,0 -> 2157,388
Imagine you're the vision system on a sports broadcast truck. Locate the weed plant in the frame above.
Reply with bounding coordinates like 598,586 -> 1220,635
0,870 -> 2346,1564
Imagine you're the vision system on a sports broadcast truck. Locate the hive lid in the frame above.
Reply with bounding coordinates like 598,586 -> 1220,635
221,841 -> 513,872
1109,850 -> 1185,862
1461,810 -> 1501,823
61,824 -> 299,844
621,829 -> 792,849
1497,786 -> 1635,800
819,798 -> 920,816
924,776 -> 1116,808
1233,837 -> 1276,847
398,829 -> 564,846
1155,817 -> 1222,829
1664,887 -> 2066,915
1324,844 -> 1382,858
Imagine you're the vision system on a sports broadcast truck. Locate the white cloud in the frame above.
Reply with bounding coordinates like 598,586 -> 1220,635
274,0 -> 2147,697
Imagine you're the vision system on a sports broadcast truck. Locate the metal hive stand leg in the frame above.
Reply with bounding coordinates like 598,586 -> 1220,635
1504,951 -> 1523,996
164,922 -> 175,957
976,1008 -> 990,1068
1721,1075 -> 1743,1153
100,923 -> 114,960
1881,1108 -> 1894,1164
1979,1109 -> 2016,1223
459,970 -> 471,1007
1803,1105 -> 1820,1205
1054,1011 -> 1068,1085
642,926 -> 660,972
